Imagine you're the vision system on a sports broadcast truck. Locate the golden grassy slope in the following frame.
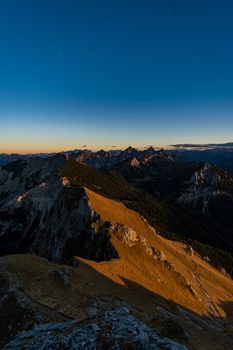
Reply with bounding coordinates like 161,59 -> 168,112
85,187 -> 233,314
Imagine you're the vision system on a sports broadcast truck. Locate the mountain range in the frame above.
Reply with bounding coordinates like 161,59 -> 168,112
0,147 -> 233,349
1,143 -> 233,175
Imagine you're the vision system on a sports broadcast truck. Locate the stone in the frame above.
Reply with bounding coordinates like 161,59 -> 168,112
146,246 -> 166,261
3,307 -> 187,350
186,245 -> 194,257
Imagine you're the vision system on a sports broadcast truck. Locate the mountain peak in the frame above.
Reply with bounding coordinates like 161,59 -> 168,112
125,146 -> 138,153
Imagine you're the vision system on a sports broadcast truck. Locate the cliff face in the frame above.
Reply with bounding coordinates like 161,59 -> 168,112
0,164 -> 117,262
0,155 -> 64,255
177,163 -> 233,232
178,163 -> 233,212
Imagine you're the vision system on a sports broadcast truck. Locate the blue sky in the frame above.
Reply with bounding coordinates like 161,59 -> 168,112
0,0 -> 233,152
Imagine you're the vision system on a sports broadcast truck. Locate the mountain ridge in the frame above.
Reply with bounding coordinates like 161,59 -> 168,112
1,153 -> 233,349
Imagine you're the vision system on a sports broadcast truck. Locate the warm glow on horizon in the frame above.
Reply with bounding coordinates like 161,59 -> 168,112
1,102 -> 233,155
0,1 -> 233,155
1,137 -> 232,155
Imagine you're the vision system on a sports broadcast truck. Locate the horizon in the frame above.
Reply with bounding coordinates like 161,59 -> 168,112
1,141 -> 233,155
1,1 -> 233,152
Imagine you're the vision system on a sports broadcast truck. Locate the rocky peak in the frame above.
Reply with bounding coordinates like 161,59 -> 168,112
119,146 -> 139,158
144,146 -> 156,155
177,163 -> 233,214
130,157 -> 140,167
125,146 -> 137,153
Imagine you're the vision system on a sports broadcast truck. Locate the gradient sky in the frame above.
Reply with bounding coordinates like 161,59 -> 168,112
0,0 -> 233,153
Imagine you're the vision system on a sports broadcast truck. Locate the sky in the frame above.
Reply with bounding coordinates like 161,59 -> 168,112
0,0 -> 233,153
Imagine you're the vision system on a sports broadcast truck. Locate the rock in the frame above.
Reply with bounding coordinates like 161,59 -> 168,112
3,321 -> 101,350
146,246 -> 166,261
221,268 -> 227,275
203,256 -> 210,262
186,245 -> 194,257
62,177 -> 71,186
3,307 -> 187,350
187,283 -> 199,299
177,162 -> 233,215
130,158 -> 140,168
110,223 -> 142,247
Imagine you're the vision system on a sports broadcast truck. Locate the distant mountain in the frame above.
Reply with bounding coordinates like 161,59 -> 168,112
67,146 -> 161,170
170,148 -> 233,175
68,144 -> 233,177
0,146 -> 160,167
0,154 -> 23,166
0,152 -> 57,166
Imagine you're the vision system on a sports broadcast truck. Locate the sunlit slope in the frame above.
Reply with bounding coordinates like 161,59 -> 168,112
59,158 -> 233,276
84,187 -> 233,315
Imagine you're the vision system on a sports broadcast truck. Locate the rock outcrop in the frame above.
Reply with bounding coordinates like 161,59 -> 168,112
0,156 -> 118,263
3,307 -> 187,350
177,163 -> 233,215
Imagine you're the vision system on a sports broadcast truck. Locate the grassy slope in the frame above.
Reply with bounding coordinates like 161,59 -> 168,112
59,159 -> 233,276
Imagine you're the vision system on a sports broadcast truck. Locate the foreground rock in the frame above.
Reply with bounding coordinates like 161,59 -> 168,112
3,307 -> 187,350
